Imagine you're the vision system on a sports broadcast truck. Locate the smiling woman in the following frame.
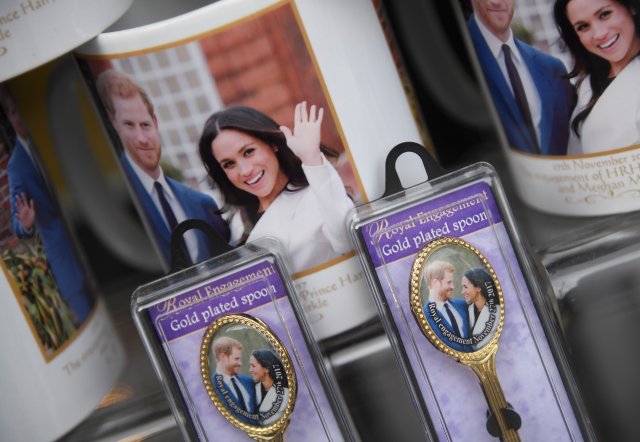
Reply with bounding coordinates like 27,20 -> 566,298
555,0 -> 640,154
198,102 -> 355,274
249,349 -> 291,426
461,267 -> 501,351
565,0 -> 640,76
211,128 -> 289,213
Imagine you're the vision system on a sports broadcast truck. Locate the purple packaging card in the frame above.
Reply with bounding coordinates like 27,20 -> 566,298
146,256 -> 343,441
356,180 -> 583,441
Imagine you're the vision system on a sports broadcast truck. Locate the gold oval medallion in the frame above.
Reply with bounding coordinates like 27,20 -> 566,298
409,237 -> 505,362
201,313 -> 296,441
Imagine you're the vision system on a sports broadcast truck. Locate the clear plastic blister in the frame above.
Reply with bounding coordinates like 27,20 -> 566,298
131,238 -> 354,441
349,161 -> 594,441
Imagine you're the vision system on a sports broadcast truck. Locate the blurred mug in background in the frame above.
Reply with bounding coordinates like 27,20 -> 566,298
0,85 -> 125,442
457,0 -> 640,217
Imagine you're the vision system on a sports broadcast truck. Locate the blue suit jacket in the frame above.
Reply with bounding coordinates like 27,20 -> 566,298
468,16 -> 575,155
8,140 -> 93,323
120,156 -> 229,266
212,373 -> 257,424
424,298 -> 471,352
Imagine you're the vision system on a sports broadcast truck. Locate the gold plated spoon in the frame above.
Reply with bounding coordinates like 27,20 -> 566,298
410,237 -> 519,442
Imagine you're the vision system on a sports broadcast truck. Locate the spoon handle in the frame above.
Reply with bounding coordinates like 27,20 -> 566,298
468,351 -> 520,442
250,429 -> 285,441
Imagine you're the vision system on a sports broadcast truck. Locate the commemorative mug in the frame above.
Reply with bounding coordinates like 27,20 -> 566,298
0,0 -> 133,82
454,1 -> 640,216
73,0 -> 432,341
0,85 -> 125,442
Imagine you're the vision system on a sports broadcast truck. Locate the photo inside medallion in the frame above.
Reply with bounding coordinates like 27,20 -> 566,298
415,239 -> 501,353
203,315 -> 294,429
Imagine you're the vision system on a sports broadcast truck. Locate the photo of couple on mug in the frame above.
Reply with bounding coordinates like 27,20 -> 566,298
92,67 -> 355,274
462,0 -> 640,156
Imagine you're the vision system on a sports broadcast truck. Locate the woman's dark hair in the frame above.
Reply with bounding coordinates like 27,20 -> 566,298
554,0 -> 640,136
252,349 -> 289,388
463,268 -> 498,305
199,106 -> 309,212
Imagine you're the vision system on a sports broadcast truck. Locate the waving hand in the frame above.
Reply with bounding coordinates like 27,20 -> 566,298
15,192 -> 35,231
279,101 -> 324,166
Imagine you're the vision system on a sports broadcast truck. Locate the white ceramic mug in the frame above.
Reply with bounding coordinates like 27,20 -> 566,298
74,0 -> 429,340
0,0 -> 134,82
0,85 -> 125,442
457,1 -> 640,216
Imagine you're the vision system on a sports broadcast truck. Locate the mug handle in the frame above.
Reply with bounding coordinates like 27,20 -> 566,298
382,0 -> 488,130
46,55 -> 163,273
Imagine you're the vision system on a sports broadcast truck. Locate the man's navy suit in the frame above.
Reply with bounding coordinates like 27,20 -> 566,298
212,373 -> 257,424
120,155 -> 229,266
424,298 -> 471,352
468,16 -> 575,155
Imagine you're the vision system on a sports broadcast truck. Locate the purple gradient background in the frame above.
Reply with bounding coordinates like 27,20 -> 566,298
361,184 -> 583,441
153,260 -> 342,440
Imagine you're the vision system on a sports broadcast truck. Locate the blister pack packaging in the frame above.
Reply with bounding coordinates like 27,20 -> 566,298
132,238 -> 354,441
349,152 -> 594,441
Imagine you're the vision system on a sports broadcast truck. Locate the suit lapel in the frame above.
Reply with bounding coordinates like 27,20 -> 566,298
450,299 -> 468,338
124,159 -> 168,230
217,374 -> 238,404
246,188 -> 292,242
429,302 -> 454,331
167,178 -> 191,218
120,156 -> 171,262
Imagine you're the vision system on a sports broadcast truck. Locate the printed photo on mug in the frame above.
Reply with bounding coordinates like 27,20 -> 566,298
75,0 -> 428,339
77,2 -> 361,275
0,82 -> 125,442
0,85 -> 96,359
75,0 -> 387,340
459,0 -> 640,215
